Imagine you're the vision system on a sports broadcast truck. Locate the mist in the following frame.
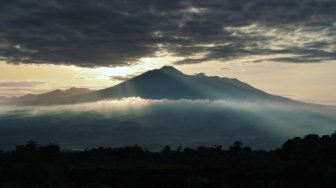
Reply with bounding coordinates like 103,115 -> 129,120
0,98 -> 335,150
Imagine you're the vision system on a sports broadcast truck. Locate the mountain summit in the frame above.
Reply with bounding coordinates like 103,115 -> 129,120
159,65 -> 183,74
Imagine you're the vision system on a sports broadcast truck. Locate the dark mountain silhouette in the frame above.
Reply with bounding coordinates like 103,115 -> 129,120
77,66 -> 295,103
12,87 -> 93,104
11,66 -> 297,105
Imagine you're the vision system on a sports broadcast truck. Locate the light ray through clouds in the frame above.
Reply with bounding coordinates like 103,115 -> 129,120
0,98 -> 335,150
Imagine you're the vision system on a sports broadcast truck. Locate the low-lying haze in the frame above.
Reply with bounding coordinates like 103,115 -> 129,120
0,98 -> 335,150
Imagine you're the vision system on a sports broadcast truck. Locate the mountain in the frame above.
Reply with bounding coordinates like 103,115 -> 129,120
11,66 -> 297,105
13,87 -> 93,104
77,66 -> 294,103
1,66 -> 333,151
0,96 -> 9,103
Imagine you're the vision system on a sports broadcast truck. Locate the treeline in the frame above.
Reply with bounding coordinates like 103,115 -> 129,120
1,133 -> 336,187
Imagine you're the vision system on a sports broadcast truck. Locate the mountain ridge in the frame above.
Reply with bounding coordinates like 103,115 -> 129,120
12,87 -> 93,104
9,66 -> 299,105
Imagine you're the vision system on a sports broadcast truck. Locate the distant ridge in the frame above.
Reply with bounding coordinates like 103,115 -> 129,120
0,96 -> 9,102
12,87 -> 93,104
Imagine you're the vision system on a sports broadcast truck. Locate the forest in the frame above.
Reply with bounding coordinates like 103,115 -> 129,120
1,133 -> 336,187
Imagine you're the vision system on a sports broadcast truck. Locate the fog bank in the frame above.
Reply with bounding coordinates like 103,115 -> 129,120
0,98 -> 335,150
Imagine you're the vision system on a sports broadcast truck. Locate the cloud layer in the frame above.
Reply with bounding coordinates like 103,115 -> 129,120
0,81 -> 44,88
0,98 -> 335,150
0,0 -> 336,67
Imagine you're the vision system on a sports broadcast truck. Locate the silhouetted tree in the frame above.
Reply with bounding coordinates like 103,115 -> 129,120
242,146 -> 252,152
162,145 -> 171,154
40,144 -> 60,152
229,141 -> 243,154
15,140 -> 38,153
2,133 -> 336,187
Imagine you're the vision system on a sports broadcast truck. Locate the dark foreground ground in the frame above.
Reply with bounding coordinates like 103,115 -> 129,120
1,133 -> 336,188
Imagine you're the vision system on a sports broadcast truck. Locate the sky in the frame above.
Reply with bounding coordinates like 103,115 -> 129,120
0,0 -> 335,105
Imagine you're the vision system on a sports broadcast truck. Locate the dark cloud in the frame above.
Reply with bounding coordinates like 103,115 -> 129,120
0,0 -> 335,67
0,81 -> 44,88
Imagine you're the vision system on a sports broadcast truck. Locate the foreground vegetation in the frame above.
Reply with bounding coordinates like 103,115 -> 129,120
1,133 -> 336,187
